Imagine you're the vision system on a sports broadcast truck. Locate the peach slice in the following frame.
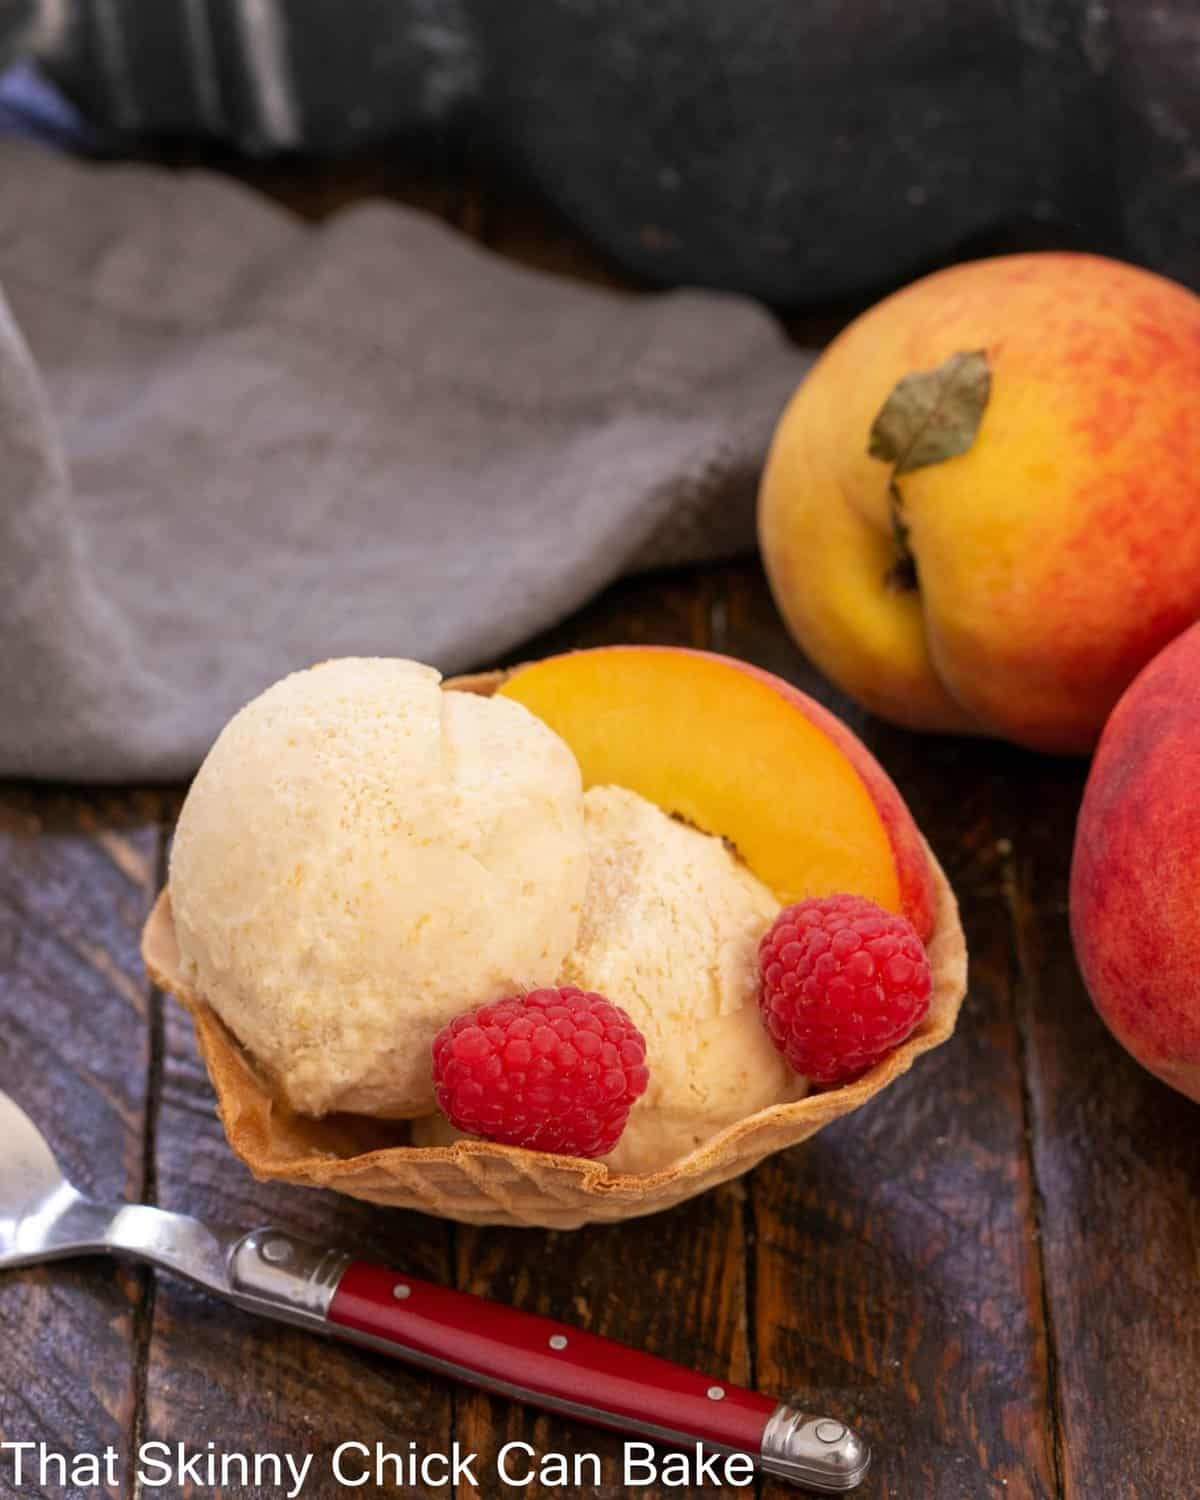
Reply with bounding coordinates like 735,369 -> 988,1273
498,646 -> 936,941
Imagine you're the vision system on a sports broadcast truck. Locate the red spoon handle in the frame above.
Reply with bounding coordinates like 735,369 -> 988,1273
226,1229 -> 870,1492
330,1258 -> 773,1452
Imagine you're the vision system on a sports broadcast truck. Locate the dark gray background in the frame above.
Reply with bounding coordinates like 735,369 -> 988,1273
1,0 -> 1196,303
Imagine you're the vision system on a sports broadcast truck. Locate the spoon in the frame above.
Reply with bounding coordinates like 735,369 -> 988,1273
0,1088 -> 869,1493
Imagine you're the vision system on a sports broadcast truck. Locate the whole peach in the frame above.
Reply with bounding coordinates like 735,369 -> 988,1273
759,252 -> 1200,753
1070,621 -> 1200,1101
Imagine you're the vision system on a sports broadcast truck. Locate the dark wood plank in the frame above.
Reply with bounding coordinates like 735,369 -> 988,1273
1014,765 -> 1200,1499
141,928 -> 456,1499
712,564 -> 1060,1499
0,788 -> 159,1499
456,566 -> 754,1500
453,1184 -> 752,1500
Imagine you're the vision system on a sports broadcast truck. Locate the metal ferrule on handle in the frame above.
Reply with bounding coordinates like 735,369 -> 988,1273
227,1228 -> 871,1494
760,1405 -> 872,1491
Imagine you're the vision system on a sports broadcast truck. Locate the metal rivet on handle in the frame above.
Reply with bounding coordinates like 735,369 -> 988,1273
392,1283 -> 412,1300
707,1386 -> 726,1401
815,1420 -> 847,1444
548,1335 -> 568,1350
261,1236 -> 292,1265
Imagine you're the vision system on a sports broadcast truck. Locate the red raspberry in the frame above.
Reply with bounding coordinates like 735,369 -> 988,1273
431,987 -> 649,1158
758,894 -> 932,1085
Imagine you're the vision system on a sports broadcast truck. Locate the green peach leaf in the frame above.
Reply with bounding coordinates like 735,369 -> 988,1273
868,349 -> 991,475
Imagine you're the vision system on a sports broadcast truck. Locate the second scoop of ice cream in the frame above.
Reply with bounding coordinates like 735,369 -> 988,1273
565,785 -> 800,1172
415,783 -> 800,1172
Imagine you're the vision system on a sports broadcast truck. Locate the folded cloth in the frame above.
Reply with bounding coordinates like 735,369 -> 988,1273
0,140 -> 808,781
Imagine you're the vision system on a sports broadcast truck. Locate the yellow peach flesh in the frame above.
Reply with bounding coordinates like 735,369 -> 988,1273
499,646 -> 905,916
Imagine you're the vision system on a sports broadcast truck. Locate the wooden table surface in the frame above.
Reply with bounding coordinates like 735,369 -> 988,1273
1,156 -> 1197,1500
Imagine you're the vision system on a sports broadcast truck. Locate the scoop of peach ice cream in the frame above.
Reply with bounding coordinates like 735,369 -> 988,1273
562,785 -> 801,1172
168,658 -> 588,1118
413,783 -> 801,1172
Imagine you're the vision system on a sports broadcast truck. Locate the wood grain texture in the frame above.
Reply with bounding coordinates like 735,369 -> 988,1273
1013,765 -> 1200,1500
141,937 -> 455,1499
0,788 -> 159,1498
452,1185 -> 753,1500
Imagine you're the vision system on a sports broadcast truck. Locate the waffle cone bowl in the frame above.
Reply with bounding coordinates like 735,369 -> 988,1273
142,667 -> 967,1230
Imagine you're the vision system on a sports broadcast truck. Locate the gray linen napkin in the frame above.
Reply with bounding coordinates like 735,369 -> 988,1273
0,140 -> 808,781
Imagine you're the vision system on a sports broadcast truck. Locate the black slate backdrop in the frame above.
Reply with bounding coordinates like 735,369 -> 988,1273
1,0 -> 1197,301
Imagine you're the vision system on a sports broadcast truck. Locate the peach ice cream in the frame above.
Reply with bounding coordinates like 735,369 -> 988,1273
561,786 -> 797,1171
172,650 -> 940,1174
413,784 -> 798,1172
168,658 -> 588,1118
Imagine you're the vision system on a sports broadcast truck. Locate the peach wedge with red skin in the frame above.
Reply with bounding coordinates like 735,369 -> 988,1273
759,252 -> 1200,754
1071,621 -> 1200,1103
498,645 -> 936,942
